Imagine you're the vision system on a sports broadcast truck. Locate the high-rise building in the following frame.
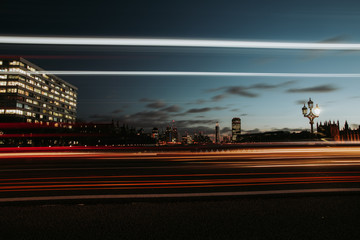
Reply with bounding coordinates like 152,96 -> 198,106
152,127 -> 159,140
215,122 -> 220,143
165,125 -> 179,143
232,117 -> 241,142
0,58 -> 77,124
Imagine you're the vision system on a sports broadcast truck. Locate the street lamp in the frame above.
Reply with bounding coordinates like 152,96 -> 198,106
302,98 -> 320,134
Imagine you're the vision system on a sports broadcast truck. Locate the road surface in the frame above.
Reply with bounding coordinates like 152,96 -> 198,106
1,145 -> 360,202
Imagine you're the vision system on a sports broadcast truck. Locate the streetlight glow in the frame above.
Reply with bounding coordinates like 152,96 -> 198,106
313,104 -> 320,116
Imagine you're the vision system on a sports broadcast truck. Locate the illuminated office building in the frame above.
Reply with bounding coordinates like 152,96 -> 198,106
0,58 -> 77,124
232,117 -> 241,142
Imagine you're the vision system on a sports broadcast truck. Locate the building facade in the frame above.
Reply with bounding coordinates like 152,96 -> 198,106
0,58 -> 77,124
215,122 -> 220,143
317,120 -> 360,141
232,117 -> 241,142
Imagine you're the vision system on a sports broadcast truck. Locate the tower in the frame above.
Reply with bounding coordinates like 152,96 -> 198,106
215,122 -> 220,144
232,117 -> 241,142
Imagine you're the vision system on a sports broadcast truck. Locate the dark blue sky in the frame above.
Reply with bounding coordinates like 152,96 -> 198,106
2,0 -> 360,135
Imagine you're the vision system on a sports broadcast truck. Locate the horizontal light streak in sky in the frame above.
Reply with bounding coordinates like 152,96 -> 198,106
3,70 -> 360,78
2,36 -> 360,50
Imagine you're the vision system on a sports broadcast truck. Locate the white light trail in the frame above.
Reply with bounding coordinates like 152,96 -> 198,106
1,36 -> 360,50
2,70 -> 360,77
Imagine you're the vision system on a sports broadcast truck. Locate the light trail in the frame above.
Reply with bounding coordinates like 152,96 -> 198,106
1,175 -> 360,193
1,188 -> 360,203
2,36 -> 360,50
3,70 -> 360,78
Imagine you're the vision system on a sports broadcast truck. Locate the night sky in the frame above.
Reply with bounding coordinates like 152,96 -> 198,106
2,0 -> 360,136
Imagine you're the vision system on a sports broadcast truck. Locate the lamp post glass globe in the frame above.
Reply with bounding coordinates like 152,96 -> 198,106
313,104 -> 320,116
302,104 -> 308,116
308,98 -> 314,109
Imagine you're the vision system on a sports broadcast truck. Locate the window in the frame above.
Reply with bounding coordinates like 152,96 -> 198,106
5,109 -> 23,115
9,61 -> 19,66
7,88 -> 17,93
7,81 -> 19,86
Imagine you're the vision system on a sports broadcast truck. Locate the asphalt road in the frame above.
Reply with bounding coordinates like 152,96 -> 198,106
1,146 -> 360,202
1,146 -> 360,239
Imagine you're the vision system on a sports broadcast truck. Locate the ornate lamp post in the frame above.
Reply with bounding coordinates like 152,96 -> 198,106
302,98 -> 320,134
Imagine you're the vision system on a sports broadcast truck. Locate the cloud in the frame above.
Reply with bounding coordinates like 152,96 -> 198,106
162,105 -> 181,112
175,120 -> 218,127
186,107 -> 213,113
287,85 -> 338,93
220,127 -> 231,134
213,107 -> 227,111
130,110 -> 169,120
295,100 -> 307,105
195,99 -> 206,104
242,128 -> 261,134
320,35 -> 350,43
250,81 -> 296,89
240,113 -> 248,117
111,109 -> 123,114
302,35 -> 352,60
186,99 -> 207,105
146,100 -> 167,109
186,107 -> 226,114
212,94 -> 226,101
226,86 -> 258,97
207,81 -> 295,99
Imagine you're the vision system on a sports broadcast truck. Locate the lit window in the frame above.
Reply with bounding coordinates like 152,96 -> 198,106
27,66 -> 36,72
7,88 -> 17,93
0,81 -> 6,86
0,88 -> 6,93
0,109 -> 4,114
9,61 -> 19,66
16,103 -> 23,108
0,61 -> 2,65
0,75 -> 7,79
7,81 -> 19,86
